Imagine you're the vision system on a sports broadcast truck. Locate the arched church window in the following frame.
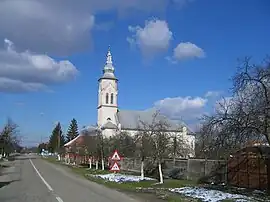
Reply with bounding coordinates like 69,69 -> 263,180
106,93 -> 109,104
110,93 -> 114,104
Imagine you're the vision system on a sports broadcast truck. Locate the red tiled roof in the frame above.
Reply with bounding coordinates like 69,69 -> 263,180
64,134 -> 97,147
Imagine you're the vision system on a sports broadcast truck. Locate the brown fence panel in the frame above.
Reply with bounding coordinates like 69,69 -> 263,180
227,154 -> 268,190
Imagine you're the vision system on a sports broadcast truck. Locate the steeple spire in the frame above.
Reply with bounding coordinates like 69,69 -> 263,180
103,46 -> 115,75
106,45 -> 112,65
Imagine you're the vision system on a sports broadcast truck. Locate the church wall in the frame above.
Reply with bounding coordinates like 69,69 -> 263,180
97,107 -> 118,126
120,129 -> 195,158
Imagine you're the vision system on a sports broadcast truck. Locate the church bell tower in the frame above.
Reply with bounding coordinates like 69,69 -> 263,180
97,47 -> 118,127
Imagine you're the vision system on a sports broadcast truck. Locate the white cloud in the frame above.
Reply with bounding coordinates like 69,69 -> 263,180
127,19 -> 173,57
152,91 -> 224,131
205,91 -> 221,98
166,42 -> 205,63
0,0 -> 192,56
174,42 -> 205,60
0,0 -> 95,56
0,39 -> 78,93
154,96 -> 207,121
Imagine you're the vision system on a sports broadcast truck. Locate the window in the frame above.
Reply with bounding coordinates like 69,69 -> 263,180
106,93 -> 109,104
107,117 -> 111,121
110,93 -> 114,104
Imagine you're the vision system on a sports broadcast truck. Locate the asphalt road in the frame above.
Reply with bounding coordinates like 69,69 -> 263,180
0,155 -> 139,202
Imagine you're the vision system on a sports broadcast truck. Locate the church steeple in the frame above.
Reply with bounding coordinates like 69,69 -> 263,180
97,46 -> 118,127
103,46 -> 115,74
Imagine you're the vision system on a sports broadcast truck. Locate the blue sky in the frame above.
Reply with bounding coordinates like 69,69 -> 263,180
0,0 -> 269,146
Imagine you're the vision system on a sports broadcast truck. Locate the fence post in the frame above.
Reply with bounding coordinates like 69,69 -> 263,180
186,158 -> 190,180
267,157 -> 270,193
204,158 -> 208,177
258,156 -> 261,190
237,155 -> 240,187
225,158 -> 228,185
247,156 -> 249,189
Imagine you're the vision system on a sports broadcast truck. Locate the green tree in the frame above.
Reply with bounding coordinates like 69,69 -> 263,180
66,118 -> 79,143
48,122 -> 65,153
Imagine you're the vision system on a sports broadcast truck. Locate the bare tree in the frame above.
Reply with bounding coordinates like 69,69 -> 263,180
134,128 -> 155,180
197,57 -> 270,159
97,129 -> 106,170
138,111 -> 170,183
0,118 -> 20,157
232,57 -> 270,144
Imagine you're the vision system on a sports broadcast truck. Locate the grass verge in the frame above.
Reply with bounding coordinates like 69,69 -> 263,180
43,157 -> 240,202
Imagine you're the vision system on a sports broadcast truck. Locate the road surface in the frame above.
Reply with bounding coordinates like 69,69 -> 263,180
0,155 -> 139,202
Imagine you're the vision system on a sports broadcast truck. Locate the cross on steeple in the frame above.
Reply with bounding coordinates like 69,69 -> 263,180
106,45 -> 112,65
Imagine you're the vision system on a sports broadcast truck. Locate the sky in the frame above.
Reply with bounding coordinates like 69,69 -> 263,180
0,0 -> 269,146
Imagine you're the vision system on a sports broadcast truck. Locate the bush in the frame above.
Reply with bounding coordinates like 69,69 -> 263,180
168,168 -> 185,180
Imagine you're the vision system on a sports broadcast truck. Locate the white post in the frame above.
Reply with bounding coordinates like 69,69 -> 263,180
101,159 -> 105,170
140,161 -> 144,180
158,162 -> 164,184
89,158 -> 92,169
96,160 -> 98,170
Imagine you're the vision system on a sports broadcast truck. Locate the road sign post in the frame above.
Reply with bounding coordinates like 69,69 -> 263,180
109,150 -> 122,173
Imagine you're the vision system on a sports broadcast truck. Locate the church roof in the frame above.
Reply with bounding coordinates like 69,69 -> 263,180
116,109 -> 193,133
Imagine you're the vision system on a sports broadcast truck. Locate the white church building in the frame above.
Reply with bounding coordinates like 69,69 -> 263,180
96,48 -> 195,155
66,48 -> 195,157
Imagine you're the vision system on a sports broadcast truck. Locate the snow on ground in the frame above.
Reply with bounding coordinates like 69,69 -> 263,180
91,173 -> 155,183
170,187 -> 252,202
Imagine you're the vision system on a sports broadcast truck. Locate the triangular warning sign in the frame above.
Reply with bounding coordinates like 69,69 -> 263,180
110,162 -> 120,172
111,150 -> 121,161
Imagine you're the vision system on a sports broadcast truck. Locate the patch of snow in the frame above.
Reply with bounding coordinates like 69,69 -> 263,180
92,173 -> 155,183
170,187 -> 251,202
253,190 -> 264,194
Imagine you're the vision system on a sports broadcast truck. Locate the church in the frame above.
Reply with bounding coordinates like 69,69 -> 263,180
65,48 -> 195,157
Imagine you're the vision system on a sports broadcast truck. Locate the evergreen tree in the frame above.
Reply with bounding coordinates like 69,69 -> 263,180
48,122 -> 65,153
66,118 -> 79,142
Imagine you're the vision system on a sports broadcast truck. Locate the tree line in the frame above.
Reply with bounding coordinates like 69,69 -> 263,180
64,112 -> 193,183
38,118 -> 79,153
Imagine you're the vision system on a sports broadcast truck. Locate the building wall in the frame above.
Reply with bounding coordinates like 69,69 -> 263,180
120,128 -> 195,158
97,78 -> 118,127
98,107 -> 118,127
